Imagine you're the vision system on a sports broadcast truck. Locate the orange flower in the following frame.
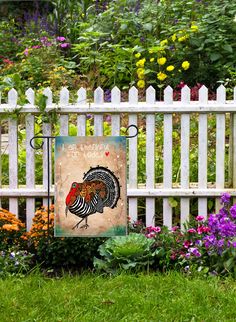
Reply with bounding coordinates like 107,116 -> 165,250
2,224 -> 19,231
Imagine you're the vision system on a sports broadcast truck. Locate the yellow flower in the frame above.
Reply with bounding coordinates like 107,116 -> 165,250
182,61 -> 190,70
137,68 -> 145,79
136,58 -> 146,68
137,80 -> 145,89
137,67 -> 144,74
150,57 -> 154,62
149,49 -> 154,54
178,35 -> 188,42
135,53 -> 141,58
157,57 -> 167,65
160,39 -> 168,46
171,33 -> 177,42
166,65 -> 175,72
157,72 -> 167,81
191,25 -> 198,32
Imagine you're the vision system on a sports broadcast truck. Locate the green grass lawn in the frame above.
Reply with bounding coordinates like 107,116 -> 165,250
1,272 -> 236,322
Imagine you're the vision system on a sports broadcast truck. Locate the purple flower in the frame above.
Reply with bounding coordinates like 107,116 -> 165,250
232,241 -> 236,248
105,115 -> 111,123
220,193 -> 231,205
189,247 -> 201,257
56,36 -> 66,42
10,252 -> 15,258
195,239 -> 202,246
60,43 -> 70,48
230,204 -> 236,219
40,36 -> 48,43
32,45 -> 41,49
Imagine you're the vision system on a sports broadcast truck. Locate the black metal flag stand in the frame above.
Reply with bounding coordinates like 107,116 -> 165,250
30,124 -> 138,236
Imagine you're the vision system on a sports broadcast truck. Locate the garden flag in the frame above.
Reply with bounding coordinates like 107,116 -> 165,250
54,136 -> 127,237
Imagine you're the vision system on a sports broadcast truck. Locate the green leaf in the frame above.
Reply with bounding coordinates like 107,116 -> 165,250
143,23 -> 153,31
210,53 -> 222,62
222,44 -> 233,53
168,197 -> 178,208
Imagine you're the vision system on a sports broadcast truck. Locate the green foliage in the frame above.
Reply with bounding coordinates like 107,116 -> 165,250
0,248 -> 33,278
26,206 -> 105,270
94,233 -> 155,273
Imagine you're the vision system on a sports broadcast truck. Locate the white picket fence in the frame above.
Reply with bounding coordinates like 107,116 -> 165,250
0,85 -> 236,230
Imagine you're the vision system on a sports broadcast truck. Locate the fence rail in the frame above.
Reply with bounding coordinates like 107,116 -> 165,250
0,85 -> 236,230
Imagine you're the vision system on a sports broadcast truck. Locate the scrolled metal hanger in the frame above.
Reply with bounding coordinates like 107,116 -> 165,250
125,124 -> 139,138
30,135 -> 56,150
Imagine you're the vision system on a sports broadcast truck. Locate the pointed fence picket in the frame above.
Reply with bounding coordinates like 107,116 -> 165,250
180,86 -> 190,227
42,88 -> 52,206
25,88 -> 35,229
163,86 -> 173,228
145,86 -> 156,227
128,87 -> 138,222
0,85 -> 236,229
8,89 -> 18,217
198,86 -> 208,219
215,85 -> 226,213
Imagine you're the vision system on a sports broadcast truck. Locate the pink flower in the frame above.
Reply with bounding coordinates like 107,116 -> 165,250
187,228 -> 196,233
24,48 -> 29,56
146,226 -> 161,233
183,240 -> 192,248
60,43 -> 70,48
56,36 -> 66,42
32,45 -> 41,49
171,226 -> 180,232
145,232 -> 156,238
196,215 -> 204,221
197,225 -> 210,234
3,58 -> 13,64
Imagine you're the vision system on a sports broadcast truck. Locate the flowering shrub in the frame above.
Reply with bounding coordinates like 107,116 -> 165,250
0,208 -> 27,251
0,248 -> 33,278
124,194 -> 236,276
26,206 -> 105,270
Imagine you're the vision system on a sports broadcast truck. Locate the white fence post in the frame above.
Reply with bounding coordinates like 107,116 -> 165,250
128,86 -> 138,222
8,89 -> 18,217
163,86 -> 173,228
77,87 -> 87,136
111,87 -> 121,136
59,87 -> 69,136
94,87 -> 104,136
25,88 -> 35,229
198,85 -> 208,219
42,87 -> 52,206
215,85 -> 226,213
145,86 -> 156,227
180,86 -> 190,227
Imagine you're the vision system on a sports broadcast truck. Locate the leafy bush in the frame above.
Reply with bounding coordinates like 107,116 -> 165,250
0,248 -> 33,278
93,233 -> 155,273
27,206 -> 105,271
140,193 -> 236,277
